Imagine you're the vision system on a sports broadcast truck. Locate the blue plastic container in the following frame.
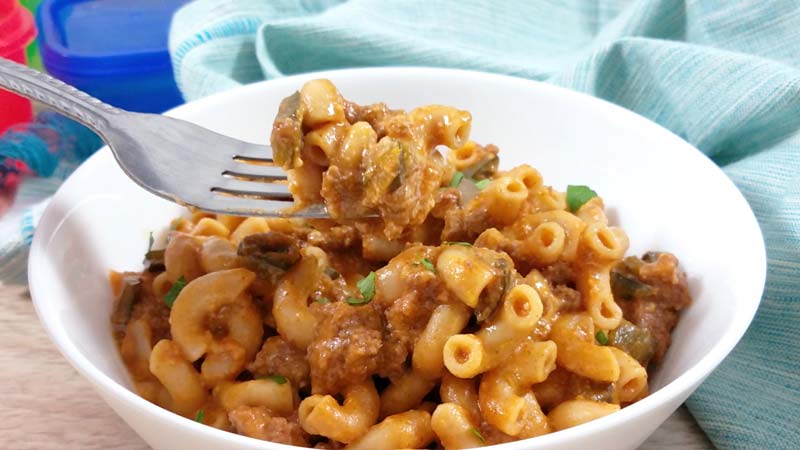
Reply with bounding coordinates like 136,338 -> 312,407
37,0 -> 190,113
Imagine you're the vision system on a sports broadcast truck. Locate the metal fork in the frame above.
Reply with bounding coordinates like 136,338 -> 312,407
0,58 -> 327,218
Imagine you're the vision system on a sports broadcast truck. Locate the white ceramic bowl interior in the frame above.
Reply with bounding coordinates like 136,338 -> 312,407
28,68 -> 766,450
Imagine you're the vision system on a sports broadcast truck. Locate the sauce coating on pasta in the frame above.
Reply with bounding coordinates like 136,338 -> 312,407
111,80 -> 691,449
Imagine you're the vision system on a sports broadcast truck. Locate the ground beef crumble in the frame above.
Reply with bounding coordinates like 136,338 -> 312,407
228,406 -> 308,446
248,336 -> 310,391
613,252 -> 692,364
306,302 -> 383,394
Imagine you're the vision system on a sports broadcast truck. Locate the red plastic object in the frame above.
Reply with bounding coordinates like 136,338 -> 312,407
0,0 -> 36,133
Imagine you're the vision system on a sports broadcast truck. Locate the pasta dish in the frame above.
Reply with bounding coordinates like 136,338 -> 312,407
111,80 -> 691,449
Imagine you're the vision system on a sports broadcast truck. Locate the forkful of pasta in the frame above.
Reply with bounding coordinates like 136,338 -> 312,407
0,58 -> 325,218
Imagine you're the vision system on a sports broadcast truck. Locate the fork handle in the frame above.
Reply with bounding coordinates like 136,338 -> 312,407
0,57 -> 123,136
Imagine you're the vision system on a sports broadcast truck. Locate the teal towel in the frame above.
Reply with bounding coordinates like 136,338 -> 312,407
169,1 -> 800,448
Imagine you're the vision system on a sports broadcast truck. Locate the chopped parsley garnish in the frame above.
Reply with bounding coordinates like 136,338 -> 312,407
347,271 -> 376,306
354,271 -> 376,302
566,185 -> 598,212
164,276 -> 186,308
317,297 -> 331,304
595,330 -> 608,346
444,241 -> 472,247
194,409 -> 204,423
420,257 -> 435,273
449,171 -> 465,187
474,179 -> 491,190
260,375 -> 288,384
469,427 -> 486,443
170,220 -> 180,231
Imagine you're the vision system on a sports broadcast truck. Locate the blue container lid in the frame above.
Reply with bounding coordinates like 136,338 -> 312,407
37,0 -> 189,75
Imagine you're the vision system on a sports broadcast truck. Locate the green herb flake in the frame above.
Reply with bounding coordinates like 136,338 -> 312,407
420,257 -> 435,273
449,171 -> 465,187
164,276 -> 186,308
259,375 -> 288,384
596,330 -> 609,346
195,409 -> 205,423
170,220 -> 180,231
347,271 -> 377,306
317,297 -> 331,304
357,271 -> 376,302
469,427 -> 486,443
346,296 -> 371,306
444,241 -> 473,247
566,185 -> 598,213
473,179 -> 491,190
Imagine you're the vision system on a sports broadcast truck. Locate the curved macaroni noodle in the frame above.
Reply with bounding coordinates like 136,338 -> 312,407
436,245 -> 495,308
551,313 -> 620,382
478,340 -> 556,437
444,284 -> 543,378
214,379 -> 295,416
484,176 -> 528,225
548,400 -> 620,431
380,370 -> 437,418
149,339 -> 206,417
345,410 -> 435,450
272,248 -> 324,349
610,347 -> 649,403
299,380 -> 379,443
412,303 -> 472,379
439,372 -> 481,424
431,403 -> 485,449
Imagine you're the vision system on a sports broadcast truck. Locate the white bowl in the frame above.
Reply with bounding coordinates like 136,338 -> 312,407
28,68 -> 766,450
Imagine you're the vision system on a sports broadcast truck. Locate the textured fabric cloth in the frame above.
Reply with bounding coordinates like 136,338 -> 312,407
0,112 -> 102,283
168,1 -> 799,448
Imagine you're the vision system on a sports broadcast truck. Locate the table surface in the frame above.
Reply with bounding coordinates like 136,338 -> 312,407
0,282 -> 715,450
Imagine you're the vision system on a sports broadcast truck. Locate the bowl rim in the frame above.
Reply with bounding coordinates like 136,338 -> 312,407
28,66 -> 767,449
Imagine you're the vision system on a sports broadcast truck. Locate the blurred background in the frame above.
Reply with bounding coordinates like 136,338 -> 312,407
0,0 -> 188,215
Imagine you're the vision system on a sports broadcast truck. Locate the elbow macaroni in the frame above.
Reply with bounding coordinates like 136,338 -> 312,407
408,105 -> 472,149
169,268 -> 261,362
435,245 -> 495,308
444,284 -> 543,378
548,400 -> 620,431
380,370 -> 437,418
609,347 -> 648,403
431,403 -> 485,449
575,223 -> 629,330
524,211 -> 585,259
272,247 -> 324,349
299,380 -> 380,443
345,410 -> 435,450
551,313 -> 620,382
214,379 -> 295,416
149,339 -> 207,417
478,340 -> 556,437
412,303 -> 472,379
484,176 -> 529,226
439,372 -> 482,424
